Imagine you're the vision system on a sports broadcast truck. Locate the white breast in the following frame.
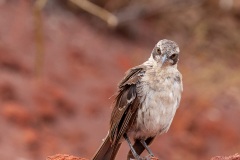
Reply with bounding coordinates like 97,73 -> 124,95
131,66 -> 182,139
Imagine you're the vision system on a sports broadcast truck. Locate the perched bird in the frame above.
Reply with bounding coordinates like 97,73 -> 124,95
92,39 -> 183,160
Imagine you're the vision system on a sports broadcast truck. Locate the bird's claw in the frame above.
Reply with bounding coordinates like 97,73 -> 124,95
131,154 -> 158,160
143,154 -> 158,160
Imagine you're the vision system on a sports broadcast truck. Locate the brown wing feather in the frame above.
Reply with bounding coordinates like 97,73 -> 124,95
119,65 -> 144,88
109,65 -> 145,145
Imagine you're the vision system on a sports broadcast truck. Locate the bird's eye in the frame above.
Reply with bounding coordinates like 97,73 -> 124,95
170,54 -> 178,59
156,48 -> 161,55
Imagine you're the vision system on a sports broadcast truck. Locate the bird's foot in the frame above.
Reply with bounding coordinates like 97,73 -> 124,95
129,156 -> 143,160
143,154 -> 159,160
135,156 -> 144,160
130,155 -> 158,160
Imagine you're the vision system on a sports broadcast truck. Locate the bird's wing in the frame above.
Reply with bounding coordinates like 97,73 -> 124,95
109,65 -> 145,144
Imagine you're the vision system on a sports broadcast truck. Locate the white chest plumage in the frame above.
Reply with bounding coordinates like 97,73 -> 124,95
132,66 -> 182,139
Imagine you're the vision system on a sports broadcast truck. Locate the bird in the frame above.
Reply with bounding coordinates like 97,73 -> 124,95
92,39 -> 183,160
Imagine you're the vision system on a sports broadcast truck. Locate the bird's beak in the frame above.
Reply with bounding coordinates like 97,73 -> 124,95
161,54 -> 167,64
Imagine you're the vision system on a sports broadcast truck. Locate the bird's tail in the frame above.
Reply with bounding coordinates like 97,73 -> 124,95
92,133 -> 121,160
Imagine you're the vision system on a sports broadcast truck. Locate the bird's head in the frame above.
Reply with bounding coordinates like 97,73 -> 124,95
151,39 -> 180,67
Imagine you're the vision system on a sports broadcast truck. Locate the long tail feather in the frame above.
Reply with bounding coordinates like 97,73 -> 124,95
92,133 -> 121,160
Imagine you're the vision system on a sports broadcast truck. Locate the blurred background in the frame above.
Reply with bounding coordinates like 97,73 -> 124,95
0,0 -> 240,160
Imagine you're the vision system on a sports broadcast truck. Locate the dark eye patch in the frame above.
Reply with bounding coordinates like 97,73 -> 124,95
152,47 -> 161,61
156,48 -> 161,55
170,54 -> 177,59
169,54 -> 179,65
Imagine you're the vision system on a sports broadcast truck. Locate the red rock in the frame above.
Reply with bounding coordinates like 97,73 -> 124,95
47,154 -> 88,160
211,153 -> 240,160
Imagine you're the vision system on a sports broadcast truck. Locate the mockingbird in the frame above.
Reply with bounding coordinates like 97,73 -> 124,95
92,39 -> 183,160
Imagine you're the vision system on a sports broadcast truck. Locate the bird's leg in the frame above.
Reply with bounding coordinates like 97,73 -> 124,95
140,140 -> 154,157
124,133 -> 143,160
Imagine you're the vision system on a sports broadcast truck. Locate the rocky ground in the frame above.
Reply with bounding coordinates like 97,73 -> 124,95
46,153 -> 240,160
